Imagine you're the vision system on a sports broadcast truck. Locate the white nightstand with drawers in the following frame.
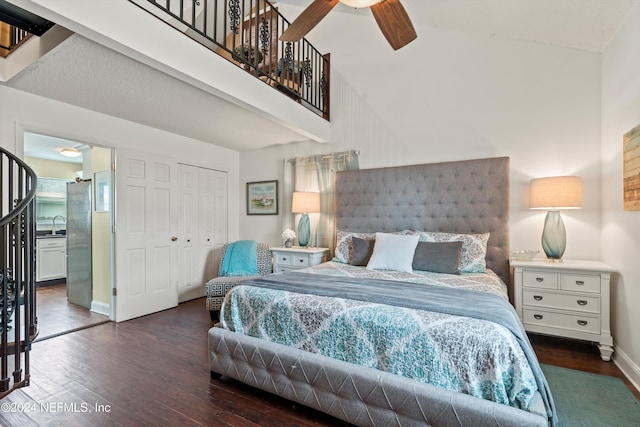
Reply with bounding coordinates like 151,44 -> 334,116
272,247 -> 329,273
512,259 -> 615,361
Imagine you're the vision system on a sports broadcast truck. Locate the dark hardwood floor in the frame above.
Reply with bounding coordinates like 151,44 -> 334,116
35,283 -> 110,341
1,297 -> 637,426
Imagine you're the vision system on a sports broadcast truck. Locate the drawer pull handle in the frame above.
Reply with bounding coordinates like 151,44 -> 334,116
535,277 -> 544,282
577,320 -> 588,326
533,295 -> 543,301
533,314 -> 543,320
298,259 -> 304,263
576,280 -> 585,286
577,300 -> 588,306
282,257 -> 287,261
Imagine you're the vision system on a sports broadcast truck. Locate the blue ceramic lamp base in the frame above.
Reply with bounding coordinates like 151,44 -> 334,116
297,213 -> 310,247
541,210 -> 566,260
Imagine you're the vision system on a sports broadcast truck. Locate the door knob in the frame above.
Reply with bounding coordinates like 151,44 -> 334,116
171,236 -> 178,241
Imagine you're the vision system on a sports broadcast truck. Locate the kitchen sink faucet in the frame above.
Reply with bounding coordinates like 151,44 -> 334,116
52,215 -> 65,234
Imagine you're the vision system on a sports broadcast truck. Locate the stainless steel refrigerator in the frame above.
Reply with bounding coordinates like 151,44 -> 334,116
66,180 -> 92,309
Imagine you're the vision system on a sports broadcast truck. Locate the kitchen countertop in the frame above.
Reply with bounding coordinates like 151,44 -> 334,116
36,232 -> 66,239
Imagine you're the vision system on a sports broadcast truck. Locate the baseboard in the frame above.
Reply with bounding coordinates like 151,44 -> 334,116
90,300 -> 110,316
613,345 -> 640,393
178,286 -> 206,303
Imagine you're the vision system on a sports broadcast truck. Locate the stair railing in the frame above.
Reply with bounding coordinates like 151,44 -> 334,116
0,146 -> 37,399
0,22 -> 32,58
129,0 -> 330,120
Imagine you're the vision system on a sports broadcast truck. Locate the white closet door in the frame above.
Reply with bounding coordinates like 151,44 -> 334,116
213,170 -> 228,276
198,168 -> 216,288
177,165 -> 227,302
178,164 -> 199,302
115,149 -> 178,321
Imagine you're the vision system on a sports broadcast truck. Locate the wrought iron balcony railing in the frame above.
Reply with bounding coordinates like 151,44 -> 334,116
130,0 -> 330,120
0,146 -> 37,399
0,22 -> 31,58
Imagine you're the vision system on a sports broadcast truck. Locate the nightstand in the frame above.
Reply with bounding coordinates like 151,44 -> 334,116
512,259 -> 615,361
272,247 -> 329,273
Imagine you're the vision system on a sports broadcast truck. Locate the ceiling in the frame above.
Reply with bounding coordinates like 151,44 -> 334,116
292,0 -> 635,53
3,0 -> 637,160
23,131 -> 87,163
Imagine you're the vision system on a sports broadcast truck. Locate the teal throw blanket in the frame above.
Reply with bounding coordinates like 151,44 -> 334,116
220,240 -> 258,277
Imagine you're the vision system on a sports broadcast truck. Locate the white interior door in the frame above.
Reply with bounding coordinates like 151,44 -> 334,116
115,149 -> 178,321
198,168 -> 216,287
177,165 -> 223,302
213,170 -> 228,273
178,164 -> 199,302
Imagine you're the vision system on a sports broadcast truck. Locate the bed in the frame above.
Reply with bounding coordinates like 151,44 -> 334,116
209,157 -> 556,426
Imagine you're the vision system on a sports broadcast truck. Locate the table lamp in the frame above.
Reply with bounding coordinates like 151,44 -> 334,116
292,191 -> 320,247
529,176 -> 582,261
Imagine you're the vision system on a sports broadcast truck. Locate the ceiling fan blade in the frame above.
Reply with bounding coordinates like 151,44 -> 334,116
280,0 -> 340,42
370,0 -> 417,50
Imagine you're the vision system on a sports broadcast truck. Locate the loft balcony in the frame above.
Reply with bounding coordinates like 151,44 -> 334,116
0,22 -> 31,57
0,0 -> 54,57
1,0 -> 329,148
130,0 -> 330,121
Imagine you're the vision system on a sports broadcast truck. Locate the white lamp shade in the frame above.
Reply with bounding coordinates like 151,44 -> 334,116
292,191 -> 320,213
530,176 -> 583,210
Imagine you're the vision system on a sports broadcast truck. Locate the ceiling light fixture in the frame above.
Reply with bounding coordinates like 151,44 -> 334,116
339,0 -> 382,7
59,147 -> 82,158
280,0 -> 416,51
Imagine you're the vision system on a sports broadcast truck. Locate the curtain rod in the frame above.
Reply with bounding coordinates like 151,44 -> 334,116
286,150 -> 359,163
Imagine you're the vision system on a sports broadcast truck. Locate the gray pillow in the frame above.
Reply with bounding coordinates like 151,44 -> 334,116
412,241 -> 463,274
351,236 -> 375,266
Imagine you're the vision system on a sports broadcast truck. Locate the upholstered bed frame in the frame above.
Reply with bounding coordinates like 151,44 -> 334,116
333,157 -> 510,285
209,157 -> 549,426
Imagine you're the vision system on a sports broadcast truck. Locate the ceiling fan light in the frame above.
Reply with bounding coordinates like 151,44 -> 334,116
59,147 -> 82,158
339,0 -> 382,8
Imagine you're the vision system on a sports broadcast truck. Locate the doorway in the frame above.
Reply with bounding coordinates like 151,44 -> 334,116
24,131 -> 114,340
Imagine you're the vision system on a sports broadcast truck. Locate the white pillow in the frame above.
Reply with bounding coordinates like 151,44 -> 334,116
366,232 -> 420,273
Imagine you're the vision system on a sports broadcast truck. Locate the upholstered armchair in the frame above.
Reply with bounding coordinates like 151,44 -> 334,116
205,242 -> 272,320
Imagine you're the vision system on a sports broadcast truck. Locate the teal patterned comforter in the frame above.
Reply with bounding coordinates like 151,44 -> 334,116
220,265 -> 539,412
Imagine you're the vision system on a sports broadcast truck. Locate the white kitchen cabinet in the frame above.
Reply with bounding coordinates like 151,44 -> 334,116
36,237 -> 67,282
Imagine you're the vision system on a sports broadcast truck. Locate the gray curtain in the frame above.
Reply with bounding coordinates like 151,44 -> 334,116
283,150 -> 359,252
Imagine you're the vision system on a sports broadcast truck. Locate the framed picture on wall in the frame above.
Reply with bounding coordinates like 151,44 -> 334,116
624,125 -> 640,211
94,170 -> 111,213
247,180 -> 278,215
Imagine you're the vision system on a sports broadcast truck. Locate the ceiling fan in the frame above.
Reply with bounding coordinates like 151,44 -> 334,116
280,0 -> 417,51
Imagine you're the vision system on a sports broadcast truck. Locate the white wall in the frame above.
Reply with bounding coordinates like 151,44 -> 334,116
24,156 -> 80,179
601,2 -> 640,390
0,85 -> 241,244
241,6 -> 603,268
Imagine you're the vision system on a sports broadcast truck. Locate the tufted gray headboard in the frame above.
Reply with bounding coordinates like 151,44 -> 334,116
335,157 -> 510,285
